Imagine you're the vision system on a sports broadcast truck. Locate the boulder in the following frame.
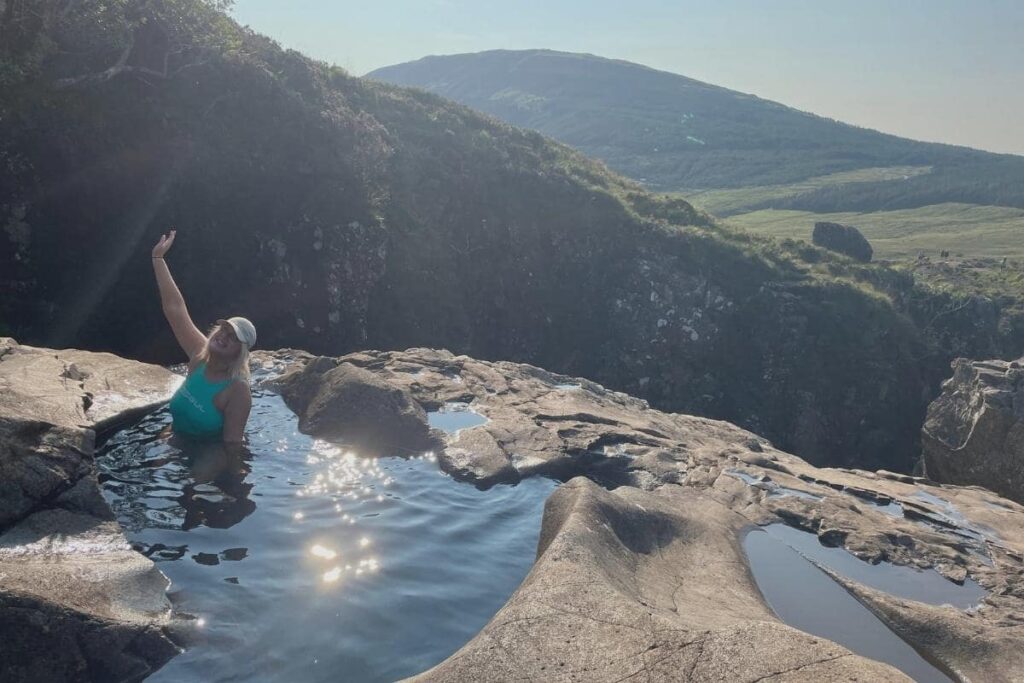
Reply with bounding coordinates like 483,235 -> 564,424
921,357 -> 1024,503
271,356 -> 441,456
0,510 -> 180,682
0,339 -> 181,682
812,221 -> 873,262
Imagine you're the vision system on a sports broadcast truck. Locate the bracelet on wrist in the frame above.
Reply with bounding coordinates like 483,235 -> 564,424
152,257 -> 165,260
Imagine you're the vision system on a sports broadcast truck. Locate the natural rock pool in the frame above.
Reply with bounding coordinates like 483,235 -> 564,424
98,388 -> 556,682
757,523 -> 986,609
744,528 -> 953,683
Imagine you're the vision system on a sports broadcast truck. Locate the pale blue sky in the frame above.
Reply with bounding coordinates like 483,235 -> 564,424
231,0 -> 1024,155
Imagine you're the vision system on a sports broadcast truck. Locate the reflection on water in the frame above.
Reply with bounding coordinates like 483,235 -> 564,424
744,530 -> 953,683
761,523 -> 986,609
98,390 -> 556,682
427,402 -> 488,433
101,419 -> 257,534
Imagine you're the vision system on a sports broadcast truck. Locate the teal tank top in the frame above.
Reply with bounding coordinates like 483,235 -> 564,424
169,362 -> 232,438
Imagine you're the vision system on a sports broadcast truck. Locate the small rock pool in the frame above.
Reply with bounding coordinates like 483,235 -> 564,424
98,388 -> 556,682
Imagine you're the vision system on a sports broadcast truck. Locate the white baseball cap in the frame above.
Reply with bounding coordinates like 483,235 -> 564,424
217,317 -> 257,348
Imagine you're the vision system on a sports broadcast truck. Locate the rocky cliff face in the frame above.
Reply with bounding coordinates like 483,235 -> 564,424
269,347 -> 1024,682
0,338 -> 181,682
922,357 -> 1024,503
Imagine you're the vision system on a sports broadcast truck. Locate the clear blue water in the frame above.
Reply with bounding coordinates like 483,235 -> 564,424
98,389 -> 556,682
426,404 -> 488,433
744,529 -> 952,683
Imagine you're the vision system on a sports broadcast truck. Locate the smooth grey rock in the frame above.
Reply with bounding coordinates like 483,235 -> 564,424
409,478 -> 910,682
0,339 -> 178,525
0,339 -> 180,682
922,357 -> 1024,503
271,357 -> 442,456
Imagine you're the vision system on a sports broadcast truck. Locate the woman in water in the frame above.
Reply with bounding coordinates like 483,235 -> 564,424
153,230 -> 255,442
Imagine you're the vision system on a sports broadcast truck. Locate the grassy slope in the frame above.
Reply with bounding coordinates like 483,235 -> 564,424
727,203 -> 1024,260
686,165 -> 933,216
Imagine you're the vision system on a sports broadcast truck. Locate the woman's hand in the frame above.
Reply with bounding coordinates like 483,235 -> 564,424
152,229 -> 177,258
152,228 -> 205,360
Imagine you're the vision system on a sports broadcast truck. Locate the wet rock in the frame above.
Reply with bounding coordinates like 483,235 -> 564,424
837,577 -> 1024,681
271,357 -> 441,456
817,527 -> 848,547
922,357 -> 1024,503
409,479 -> 909,682
261,347 -> 1024,681
0,339 -> 180,682
437,426 -> 517,486
812,221 -> 873,262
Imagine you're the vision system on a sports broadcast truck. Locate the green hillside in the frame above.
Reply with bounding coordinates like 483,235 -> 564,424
368,50 -> 1024,211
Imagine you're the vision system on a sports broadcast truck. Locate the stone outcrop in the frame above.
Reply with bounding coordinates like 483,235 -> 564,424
922,357 -> 1024,504
271,356 -> 442,456
268,348 -> 1024,682
0,338 -> 181,682
812,221 -> 873,262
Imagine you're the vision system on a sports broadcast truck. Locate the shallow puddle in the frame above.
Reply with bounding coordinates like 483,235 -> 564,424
427,403 -> 489,434
840,487 -> 905,517
744,529 -> 952,683
912,489 -> 1000,543
762,523 -> 986,609
99,391 -> 554,682
726,470 -> 823,501
871,499 -> 906,517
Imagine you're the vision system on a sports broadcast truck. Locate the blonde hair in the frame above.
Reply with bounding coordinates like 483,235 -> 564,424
196,324 -> 251,381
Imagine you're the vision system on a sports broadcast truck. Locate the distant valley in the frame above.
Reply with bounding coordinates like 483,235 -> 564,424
369,49 -> 1024,260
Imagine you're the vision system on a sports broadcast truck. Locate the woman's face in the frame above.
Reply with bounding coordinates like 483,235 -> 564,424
209,323 -> 242,357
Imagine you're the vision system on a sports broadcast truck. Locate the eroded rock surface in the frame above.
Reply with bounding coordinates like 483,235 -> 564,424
922,357 -> 1024,504
267,347 -> 1024,682
411,478 -> 910,682
0,338 -> 181,682
271,356 -> 442,456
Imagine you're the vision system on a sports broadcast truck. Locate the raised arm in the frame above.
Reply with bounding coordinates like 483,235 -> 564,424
152,230 -> 206,360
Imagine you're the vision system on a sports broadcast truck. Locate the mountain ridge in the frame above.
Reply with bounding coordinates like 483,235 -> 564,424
368,49 -> 1024,209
